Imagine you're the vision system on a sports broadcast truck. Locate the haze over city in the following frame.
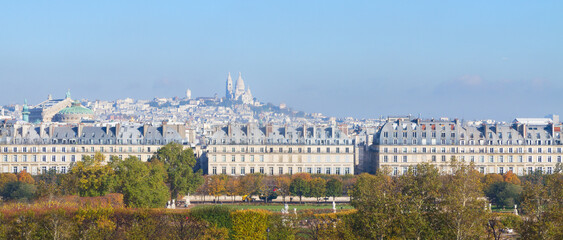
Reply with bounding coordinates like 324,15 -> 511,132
1,1 -> 562,120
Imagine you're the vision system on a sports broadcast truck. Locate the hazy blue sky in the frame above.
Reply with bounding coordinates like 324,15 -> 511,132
1,1 -> 562,121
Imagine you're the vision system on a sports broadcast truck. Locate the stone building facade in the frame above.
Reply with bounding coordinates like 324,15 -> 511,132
205,123 -> 356,176
374,116 -> 563,176
0,122 -> 193,174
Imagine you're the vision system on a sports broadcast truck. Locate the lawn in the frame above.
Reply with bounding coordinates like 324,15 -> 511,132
191,203 -> 355,212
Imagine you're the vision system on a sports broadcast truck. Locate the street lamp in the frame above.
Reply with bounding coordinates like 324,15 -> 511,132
266,227 -> 270,240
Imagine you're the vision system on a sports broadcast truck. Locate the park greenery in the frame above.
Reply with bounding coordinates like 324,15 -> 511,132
0,144 -> 561,239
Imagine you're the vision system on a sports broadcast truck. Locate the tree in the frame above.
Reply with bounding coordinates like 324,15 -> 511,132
225,176 -> 241,203
1,181 -> 36,201
439,160 -> 488,240
110,156 -> 169,208
503,170 -> 521,185
152,143 -> 203,200
484,182 -> 522,209
482,173 -> 504,190
69,152 -> 114,197
0,173 -> 17,188
17,170 -> 35,184
325,177 -> 343,201
274,175 -> 291,203
396,163 -> 443,239
350,172 -> 397,239
239,173 -> 264,200
519,171 -> 563,239
308,177 -> 326,202
207,175 -> 227,202
290,177 -> 310,204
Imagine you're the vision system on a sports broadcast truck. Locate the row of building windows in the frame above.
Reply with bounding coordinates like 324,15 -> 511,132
210,154 -> 353,163
381,146 -> 563,154
2,166 -> 68,174
11,138 -> 175,145
382,138 -> 560,146
381,154 -> 563,163
382,130 -> 560,140
389,165 -> 555,176
0,146 -> 159,154
0,154 -> 153,163
213,139 -> 351,145
211,146 -> 351,154
210,166 -> 351,175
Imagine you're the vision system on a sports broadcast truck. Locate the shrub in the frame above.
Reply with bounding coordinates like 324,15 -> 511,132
231,209 -> 270,240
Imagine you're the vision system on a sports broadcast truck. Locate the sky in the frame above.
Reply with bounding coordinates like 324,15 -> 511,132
1,1 -> 562,121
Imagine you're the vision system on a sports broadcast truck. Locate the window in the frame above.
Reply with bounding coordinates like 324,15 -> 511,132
241,167 -> 246,175
269,167 -> 274,175
326,167 -> 331,174
221,167 -> 226,174
231,167 -> 236,175
288,167 -> 293,175
441,156 -> 446,162
61,166 -> 67,174
336,167 -> 341,175
345,167 -> 350,175
316,167 -> 322,174
499,167 -> 504,174
52,156 -> 56,162
212,167 -> 217,175
259,167 -> 264,174
231,155 -> 235,162
279,167 -> 283,175
307,167 -> 312,174
250,167 -> 255,174
402,156 -> 407,162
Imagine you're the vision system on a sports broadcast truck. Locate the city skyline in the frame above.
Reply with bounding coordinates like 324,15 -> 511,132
1,1 -> 562,120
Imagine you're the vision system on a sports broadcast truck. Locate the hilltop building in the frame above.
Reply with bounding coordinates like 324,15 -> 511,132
225,72 -> 253,104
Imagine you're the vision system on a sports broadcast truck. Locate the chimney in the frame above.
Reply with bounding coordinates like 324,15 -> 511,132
553,115 -> 560,124
266,123 -> 273,137
246,122 -> 253,136
312,126 -> 317,138
302,124 -> 307,138
339,124 -> 348,136
39,124 -> 46,138
162,121 -> 167,138
105,124 -> 110,135
115,123 -> 121,137
77,124 -> 83,138
143,123 -> 149,137
227,123 -> 232,137
48,125 -> 55,137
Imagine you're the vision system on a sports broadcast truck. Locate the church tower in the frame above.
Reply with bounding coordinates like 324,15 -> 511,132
226,72 -> 234,100
234,72 -> 246,100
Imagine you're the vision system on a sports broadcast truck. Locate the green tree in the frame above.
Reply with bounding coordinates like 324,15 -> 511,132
350,172 -> 397,239
397,163 -> 443,239
1,181 -> 36,201
485,181 -> 522,209
325,177 -> 343,201
290,176 -> 310,204
0,173 -> 17,189
152,143 -> 203,200
439,160 -> 488,240
69,152 -> 114,197
111,156 -> 169,208
519,171 -> 563,239
275,175 -> 291,203
308,177 -> 326,202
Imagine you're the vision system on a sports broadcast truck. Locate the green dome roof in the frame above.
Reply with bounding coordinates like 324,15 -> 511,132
57,101 -> 94,115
